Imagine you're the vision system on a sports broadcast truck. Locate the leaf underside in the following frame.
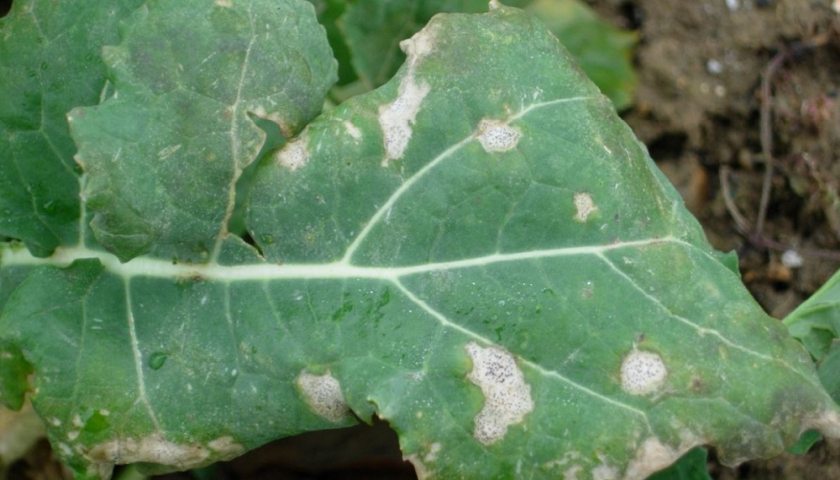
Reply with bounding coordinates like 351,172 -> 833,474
1,1 -> 839,480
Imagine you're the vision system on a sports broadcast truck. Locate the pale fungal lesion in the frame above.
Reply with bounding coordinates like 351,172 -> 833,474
424,442 -> 441,462
405,453 -> 432,479
620,349 -> 668,396
378,74 -> 430,165
476,119 -> 522,153
378,23 -> 437,166
465,342 -> 534,445
592,463 -> 619,480
805,408 -> 840,438
344,121 -> 362,141
275,136 -> 309,171
86,434 -> 243,478
573,192 -> 598,222
624,437 -> 681,480
296,370 -> 349,422
214,0 -> 233,7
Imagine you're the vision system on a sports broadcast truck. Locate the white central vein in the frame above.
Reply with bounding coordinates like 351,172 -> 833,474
124,279 -> 162,432
340,95 -> 596,263
1,237 -> 675,281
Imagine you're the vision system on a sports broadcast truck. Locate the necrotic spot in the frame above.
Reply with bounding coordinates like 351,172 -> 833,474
276,136 -> 309,171
465,342 -> 534,444
296,370 -> 349,422
476,119 -> 521,153
620,350 -> 667,395
573,192 -> 598,222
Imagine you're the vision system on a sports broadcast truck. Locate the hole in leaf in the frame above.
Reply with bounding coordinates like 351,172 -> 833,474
619,1 -> 643,30
187,417 -> 417,479
0,0 -> 11,18
648,131 -> 688,162
240,231 -> 261,251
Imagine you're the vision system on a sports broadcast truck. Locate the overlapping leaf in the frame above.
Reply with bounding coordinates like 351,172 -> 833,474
1,1 -> 839,480
0,0 -> 143,256
785,268 -> 840,402
328,0 -> 635,109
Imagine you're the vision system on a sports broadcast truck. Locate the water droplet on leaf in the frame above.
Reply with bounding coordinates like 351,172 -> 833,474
148,352 -> 168,370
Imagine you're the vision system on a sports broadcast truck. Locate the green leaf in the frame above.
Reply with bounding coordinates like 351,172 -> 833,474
646,447 -> 711,480
306,0 -> 357,86
818,342 -> 840,402
525,0 -> 637,110
785,268 -> 840,360
68,0 -> 336,263
787,429 -> 822,455
337,0 -> 635,109
2,2 -> 839,480
340,0 -> 495,89
0,0 -> 143,257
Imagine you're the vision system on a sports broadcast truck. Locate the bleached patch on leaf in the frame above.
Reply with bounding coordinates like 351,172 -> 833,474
805,408 -> 840,438
424,442 -> 441,462
476,119 -> 521,153
276,136 -> 309,171
563,465 -> 582,480
465,342 -> 534,445
405,453 -> 433,479
379,76 -> 430,165
296,370 -> 349,422
592,462 -> 619,480
573,192 -> 598,222
378,23 -> 437,165
207,436 -> 241,453
86,433 -> 243,474
344,121 -> 362,141
214,0 -> 232,7
157,144 -> 182,160
620,349 -> 668,396
624,437 -> 681,480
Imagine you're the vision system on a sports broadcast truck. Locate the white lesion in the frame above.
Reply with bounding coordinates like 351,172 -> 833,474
620,349 -> 667,396
573,193 -> 598,222
465,342 -> 534,444
377,25 -> 437,166
296,370 -> 349,422
275,135 -> 310,171
476,119 -> 521,153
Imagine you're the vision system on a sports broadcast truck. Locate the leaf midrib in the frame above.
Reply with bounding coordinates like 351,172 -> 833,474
1,236 -> 679,281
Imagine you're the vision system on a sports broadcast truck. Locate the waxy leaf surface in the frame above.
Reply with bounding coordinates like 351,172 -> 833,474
0,0 -> 143,256
336,0 -> 635,109
1,2 -> 838,479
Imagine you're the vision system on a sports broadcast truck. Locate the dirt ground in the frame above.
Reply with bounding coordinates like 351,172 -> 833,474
5,0 -> 840,479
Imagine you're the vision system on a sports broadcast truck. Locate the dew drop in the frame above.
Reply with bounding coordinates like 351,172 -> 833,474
148,352 -> 168,370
